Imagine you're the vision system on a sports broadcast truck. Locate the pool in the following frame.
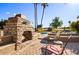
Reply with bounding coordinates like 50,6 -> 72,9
41,32 -> 48,34
41,32 -> 48,37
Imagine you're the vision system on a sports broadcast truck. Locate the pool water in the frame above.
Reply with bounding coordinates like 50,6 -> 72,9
41,32 -> 48,34
41,32 -> 48,37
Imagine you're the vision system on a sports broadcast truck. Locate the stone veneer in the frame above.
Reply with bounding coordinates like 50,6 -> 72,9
4,14 -> 34,43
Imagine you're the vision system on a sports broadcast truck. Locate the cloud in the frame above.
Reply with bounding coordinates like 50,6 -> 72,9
65,3 -> 79,7
13,13 -> 16,16
6,12 -> 10,14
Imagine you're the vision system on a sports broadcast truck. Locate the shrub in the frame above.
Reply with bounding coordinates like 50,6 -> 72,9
70,21 -> 79,33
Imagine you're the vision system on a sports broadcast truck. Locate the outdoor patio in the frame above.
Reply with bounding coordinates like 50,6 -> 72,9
10,38 -> 79,55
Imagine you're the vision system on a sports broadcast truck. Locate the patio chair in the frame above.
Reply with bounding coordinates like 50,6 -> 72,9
41,35 -> 72,55
48,30 -> 61,40
48,30 -> 63,45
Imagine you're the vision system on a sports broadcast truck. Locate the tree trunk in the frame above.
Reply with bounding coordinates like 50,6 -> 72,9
41,7 -> 45,27
34,3 -> 38,31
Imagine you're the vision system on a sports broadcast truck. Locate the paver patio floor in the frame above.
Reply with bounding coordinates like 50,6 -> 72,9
10,39 -> 79,55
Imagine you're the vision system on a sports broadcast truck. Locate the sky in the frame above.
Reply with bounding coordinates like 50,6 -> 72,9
0,3 -> 79,27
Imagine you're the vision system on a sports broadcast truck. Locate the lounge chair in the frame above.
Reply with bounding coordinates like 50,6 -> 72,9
41,35 -> 72,55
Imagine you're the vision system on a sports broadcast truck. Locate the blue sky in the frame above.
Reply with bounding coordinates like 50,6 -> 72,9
0,3 -> 79,27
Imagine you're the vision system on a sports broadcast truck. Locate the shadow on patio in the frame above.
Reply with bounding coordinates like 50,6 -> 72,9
40,36 -> 79,55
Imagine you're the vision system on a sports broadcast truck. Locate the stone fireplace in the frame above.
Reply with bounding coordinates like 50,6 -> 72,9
4,14 -> 34,43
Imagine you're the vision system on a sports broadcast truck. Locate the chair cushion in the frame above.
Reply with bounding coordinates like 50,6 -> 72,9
53,41 -> 63,45
47,45 -> 63,55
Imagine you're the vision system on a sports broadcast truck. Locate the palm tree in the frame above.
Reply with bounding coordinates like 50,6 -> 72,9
34,3 -> 38,31
68,20 -> 71,24
68,20 -> 71,31
41,3 -> 48,27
